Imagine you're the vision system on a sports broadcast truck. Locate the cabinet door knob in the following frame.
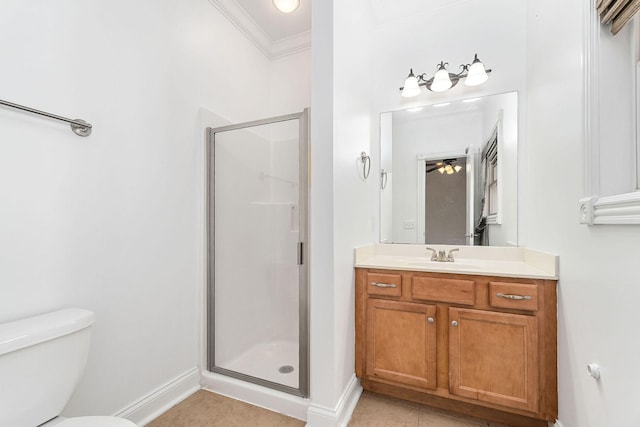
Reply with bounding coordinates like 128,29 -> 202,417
451,320 -> 458,327
427,317 -> 434,324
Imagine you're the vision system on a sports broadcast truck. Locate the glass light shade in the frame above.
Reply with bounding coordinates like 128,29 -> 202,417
273,0 -> 300,13
454,165 -> 462,173
430,68 -> 452,92
465,61 -> 489,86
438,166 -> 445,174
445,165 -> 454,174
402,74 -> 421,98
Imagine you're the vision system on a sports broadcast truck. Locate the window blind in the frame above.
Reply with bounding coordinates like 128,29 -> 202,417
597,0 -> 640,34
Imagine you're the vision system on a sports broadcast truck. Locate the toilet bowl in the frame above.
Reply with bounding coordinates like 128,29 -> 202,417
45,416 -> 137,427
0,309 -> 137,427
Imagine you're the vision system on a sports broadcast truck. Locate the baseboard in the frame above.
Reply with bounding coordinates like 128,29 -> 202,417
114,367 -> 201,426
306,375 -> 363,427
201,370 -> 310,421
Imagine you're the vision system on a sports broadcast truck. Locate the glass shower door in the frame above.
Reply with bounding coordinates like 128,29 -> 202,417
207,110 -> 308,397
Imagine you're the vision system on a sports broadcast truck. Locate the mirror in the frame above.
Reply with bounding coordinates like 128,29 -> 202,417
380,91 -> 518,246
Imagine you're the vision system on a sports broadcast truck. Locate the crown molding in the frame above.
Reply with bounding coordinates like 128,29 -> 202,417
208,0 -> 310,59
271,30 -> 311,59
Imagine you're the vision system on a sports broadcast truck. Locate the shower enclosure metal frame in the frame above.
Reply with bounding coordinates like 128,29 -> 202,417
206,109 -> 309,398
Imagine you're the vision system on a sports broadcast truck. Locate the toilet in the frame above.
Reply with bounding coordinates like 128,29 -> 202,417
0,308 -> 137,427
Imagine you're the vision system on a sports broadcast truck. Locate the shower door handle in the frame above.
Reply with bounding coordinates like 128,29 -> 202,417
297,242 -> 304,265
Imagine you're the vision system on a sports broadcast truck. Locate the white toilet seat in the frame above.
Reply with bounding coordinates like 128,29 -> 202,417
55,416 -> 137,427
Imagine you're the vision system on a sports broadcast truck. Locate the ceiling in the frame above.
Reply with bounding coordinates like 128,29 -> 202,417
208,0 -> 471,59
208,0 -> 311,59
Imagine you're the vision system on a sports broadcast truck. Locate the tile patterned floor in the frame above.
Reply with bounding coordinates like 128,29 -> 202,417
146,390 -> 513,427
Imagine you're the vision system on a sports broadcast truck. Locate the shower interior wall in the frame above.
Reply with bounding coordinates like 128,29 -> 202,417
0,0 -> 310,423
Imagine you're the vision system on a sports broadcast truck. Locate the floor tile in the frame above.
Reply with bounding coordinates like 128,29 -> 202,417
148,389 -> 512,427
147,390 -> 303,427
417,410 -> 486,427
348,394 -> 420,426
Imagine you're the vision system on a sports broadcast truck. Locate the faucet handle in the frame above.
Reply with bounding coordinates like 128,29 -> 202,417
447,248 -> 460,262
425,247 -> 437,261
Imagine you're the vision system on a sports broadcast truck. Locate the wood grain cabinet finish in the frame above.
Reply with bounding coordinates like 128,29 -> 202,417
366,299 -> 437,390
449,307 -> 538,412
355,268 -> 557,427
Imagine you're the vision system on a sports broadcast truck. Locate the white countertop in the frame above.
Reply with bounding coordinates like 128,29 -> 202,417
354,244 -> 558,280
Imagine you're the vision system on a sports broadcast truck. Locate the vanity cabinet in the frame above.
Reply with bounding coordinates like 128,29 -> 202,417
366,299 -> 437,390
355,268 -> 557,427
448,307 -> 538,413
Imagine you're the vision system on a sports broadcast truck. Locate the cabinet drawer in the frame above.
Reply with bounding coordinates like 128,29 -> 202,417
489,282 -> 538,311
411,276 -> 475,305
366,272 -> 402,297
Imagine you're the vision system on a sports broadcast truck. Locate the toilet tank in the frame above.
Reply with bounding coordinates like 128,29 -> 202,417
0,308 -> 95,427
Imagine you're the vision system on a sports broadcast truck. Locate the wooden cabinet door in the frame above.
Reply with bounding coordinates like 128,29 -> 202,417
449,308 -> 539,413
366,299 -> 437,390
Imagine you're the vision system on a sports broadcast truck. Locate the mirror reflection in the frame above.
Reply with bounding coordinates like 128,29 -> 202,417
380,92 -> 518,246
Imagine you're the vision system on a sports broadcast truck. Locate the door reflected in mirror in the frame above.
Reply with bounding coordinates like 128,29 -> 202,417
379,91 -> 518,246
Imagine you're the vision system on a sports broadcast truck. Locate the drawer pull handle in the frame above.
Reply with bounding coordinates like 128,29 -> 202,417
371,282 -> 397,288
496,292 -> 532,301
427,317 -> 435,324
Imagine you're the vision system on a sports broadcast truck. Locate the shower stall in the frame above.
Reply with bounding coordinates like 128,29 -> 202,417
206,110 -> 309,398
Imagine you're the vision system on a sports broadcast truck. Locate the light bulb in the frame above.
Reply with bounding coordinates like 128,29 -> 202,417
402,69 -> 421,98
465,54 -> 489,87
430,62 -> 452,92
273,0 -> 300,13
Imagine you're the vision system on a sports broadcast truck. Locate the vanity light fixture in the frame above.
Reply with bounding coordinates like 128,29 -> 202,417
273,0 -> 300,13
400,54 -> 491,98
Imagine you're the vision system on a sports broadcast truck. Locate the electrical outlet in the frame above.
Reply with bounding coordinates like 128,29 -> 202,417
403,220 -> 416,229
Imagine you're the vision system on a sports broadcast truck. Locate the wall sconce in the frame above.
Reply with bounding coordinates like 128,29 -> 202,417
400,54 -> 491,97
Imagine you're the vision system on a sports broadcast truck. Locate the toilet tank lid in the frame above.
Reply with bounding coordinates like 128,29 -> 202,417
0,308 -> 95,356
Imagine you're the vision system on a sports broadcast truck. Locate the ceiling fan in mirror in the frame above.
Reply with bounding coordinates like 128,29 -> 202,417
426,158 -> 463,175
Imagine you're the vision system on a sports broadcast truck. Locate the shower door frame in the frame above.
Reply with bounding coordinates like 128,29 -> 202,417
206,109 -> 309,398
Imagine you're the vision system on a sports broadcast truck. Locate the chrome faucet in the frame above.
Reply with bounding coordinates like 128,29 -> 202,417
426,247 -> 459,262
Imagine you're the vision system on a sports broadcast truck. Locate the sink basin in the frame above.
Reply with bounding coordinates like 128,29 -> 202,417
407,262 -> 477,269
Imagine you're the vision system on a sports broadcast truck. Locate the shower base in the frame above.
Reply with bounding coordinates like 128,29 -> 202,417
220,340 -> 299,389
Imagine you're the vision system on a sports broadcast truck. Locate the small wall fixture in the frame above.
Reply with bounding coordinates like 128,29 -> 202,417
273,0 -> 300,13
360,152 -> 371,180
400,54 -> 491,98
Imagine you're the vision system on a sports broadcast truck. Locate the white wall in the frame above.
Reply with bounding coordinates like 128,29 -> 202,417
526,1 -> 640,426
371,0 -> 526,114
308,0 -> 376,421
0,0 -> 309,419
